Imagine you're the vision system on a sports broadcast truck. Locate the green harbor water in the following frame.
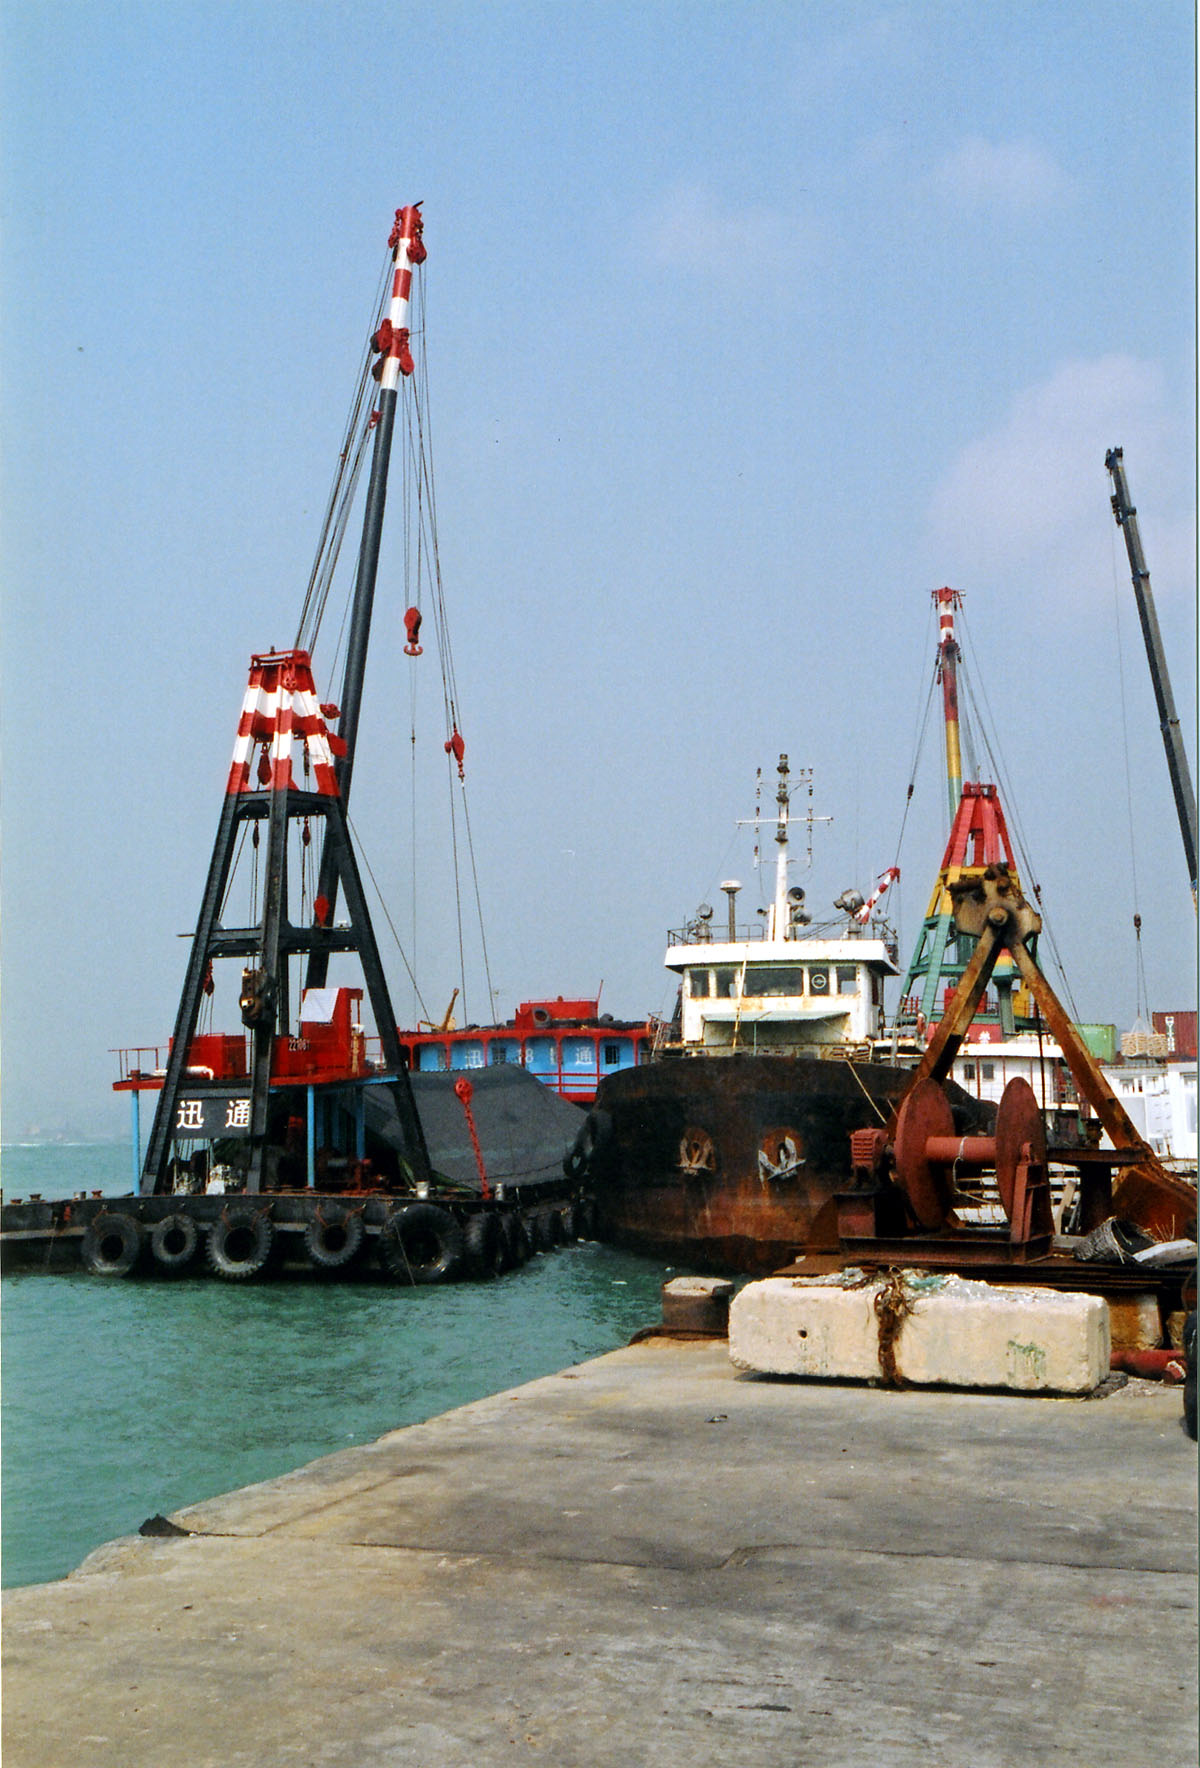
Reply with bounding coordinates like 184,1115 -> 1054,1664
0,1142 -> 680,1590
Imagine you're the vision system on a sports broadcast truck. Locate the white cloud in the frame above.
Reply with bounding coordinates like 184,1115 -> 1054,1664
641,180 -> 819,281
927,355 -> 1195,606
932,136 -> 1075,213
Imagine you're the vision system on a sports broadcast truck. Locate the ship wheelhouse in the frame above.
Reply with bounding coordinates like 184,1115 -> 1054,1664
669,938 -> 898,1055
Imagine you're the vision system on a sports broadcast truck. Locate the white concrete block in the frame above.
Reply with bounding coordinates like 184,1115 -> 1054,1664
728,1269 -> 1111,1394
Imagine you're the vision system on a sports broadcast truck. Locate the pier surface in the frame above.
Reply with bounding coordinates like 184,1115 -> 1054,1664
4,1338 -> 1196,1766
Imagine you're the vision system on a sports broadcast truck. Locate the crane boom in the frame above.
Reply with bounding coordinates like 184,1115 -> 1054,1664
1105,446 -> 1198,902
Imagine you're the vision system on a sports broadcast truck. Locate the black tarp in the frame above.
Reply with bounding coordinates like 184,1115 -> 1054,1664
364,1066 -> 585,1194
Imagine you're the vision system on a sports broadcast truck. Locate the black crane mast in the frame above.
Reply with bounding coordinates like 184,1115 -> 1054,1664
1105,446 -> 1198,903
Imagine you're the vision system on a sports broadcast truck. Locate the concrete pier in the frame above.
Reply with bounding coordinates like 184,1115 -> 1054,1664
4,1338 -> 1196,1767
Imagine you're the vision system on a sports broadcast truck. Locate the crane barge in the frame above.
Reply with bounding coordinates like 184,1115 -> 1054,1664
1,208 -> 588,1283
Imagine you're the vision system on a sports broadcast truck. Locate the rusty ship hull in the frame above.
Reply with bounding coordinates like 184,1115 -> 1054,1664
577,1053 -> 993,1275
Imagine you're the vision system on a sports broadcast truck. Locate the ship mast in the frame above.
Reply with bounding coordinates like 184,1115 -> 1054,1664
933,586 -> 963,828
1105,447 -> 1198,903
736,757 -> 826,939
770,755 -> 791,940
306,204 -> 426,990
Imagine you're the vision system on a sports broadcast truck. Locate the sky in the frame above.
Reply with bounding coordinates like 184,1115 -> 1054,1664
1,0 -> 1195,1140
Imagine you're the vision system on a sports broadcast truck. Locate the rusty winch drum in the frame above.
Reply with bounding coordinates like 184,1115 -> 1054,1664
892,1076 -> 1049,1235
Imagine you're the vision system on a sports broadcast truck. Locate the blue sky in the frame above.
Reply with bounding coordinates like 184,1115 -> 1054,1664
2,1 -> 1195,1138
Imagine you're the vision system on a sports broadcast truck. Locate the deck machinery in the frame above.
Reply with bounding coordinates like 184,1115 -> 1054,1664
838,864 -> 1196,1274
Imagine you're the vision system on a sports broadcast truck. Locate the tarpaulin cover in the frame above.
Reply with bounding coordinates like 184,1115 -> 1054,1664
364,1065 -> 585,1194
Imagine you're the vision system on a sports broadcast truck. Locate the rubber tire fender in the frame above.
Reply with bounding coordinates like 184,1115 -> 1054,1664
304,1205 -> 365,1272
81,1211 -> 143,1278
463,1209 -> 504,1279
499,1210 -> 530,1270
150,1211 -> 200,1275
565,1108 -> 613,1181
378,1203 -> 464,1285
206,1207 -> 275,1281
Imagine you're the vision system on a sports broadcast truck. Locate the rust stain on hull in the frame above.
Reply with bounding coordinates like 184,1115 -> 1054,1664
587,1053 -> 991,1275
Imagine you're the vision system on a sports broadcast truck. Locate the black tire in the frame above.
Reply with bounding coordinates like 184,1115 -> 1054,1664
81,1211 -> 143,1277
498,1210 -> 530,1270
543,1208 -> 566,1247
526,1209 -> 551,1253
304,1205 -> 365,1272
378,1203 -> 464,1285
493,1211 -> 517,1273
206,1208 -> 275,1281
150,1212 -> 200,1275
463,1210 -> 504,1279
565,1108 -> 613,1181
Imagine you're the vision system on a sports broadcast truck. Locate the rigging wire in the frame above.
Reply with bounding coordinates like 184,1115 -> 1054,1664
294,250 -> 393,655
892,668 -> 938,868
885,595 -> 940,871
289,253 -> 494,1026
954,604 -> 1081,1021
456,777 -> 496,1016
402,268 -> 494,1018
445,752 -> 469,1013
346,808 -> 431,1025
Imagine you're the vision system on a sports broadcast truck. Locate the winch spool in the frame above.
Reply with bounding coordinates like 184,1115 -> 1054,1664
891,1076 -> 1050,1239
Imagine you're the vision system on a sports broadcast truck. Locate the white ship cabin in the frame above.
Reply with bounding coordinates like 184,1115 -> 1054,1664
665,758 -> 901,1055
665,884 -> 899,1055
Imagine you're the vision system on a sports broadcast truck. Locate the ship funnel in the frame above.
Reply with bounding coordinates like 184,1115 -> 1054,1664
720,880 -> 741,940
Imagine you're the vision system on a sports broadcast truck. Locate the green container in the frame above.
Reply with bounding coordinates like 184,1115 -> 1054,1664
1073,1022 -> 1117,1063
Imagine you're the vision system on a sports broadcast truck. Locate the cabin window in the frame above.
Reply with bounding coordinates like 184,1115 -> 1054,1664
489,1040 -> 518,1066
962,1062 -> 976,1081
982,1063 -> 996,1082
603,1040 -> 629,1066
419,1045 -> 448,1071
713,967 -> 738,997
807,968 -> 830,996
687,968 -> 712,998
525,1037 -> 556,1074
836,966 -> 858,995
745,966 -> 806,997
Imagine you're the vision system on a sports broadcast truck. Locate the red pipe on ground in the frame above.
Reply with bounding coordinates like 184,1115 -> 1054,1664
1110,1347 -> 1186,1382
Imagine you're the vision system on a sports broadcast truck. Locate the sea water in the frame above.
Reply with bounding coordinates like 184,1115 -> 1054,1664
1,1142 -> 680,1590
